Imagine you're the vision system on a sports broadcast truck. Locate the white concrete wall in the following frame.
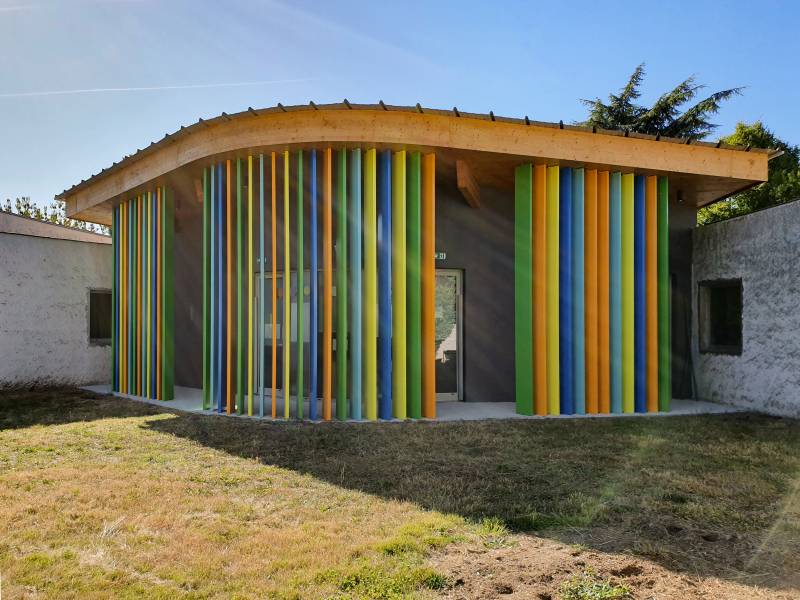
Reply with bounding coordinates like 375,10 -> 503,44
0,232 -> 112,387
692,200 -> 800,417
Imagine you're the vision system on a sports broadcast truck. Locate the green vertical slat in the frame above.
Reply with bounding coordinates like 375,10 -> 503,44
163,187 -> 175,400
111,206 -> 117,391
296,150 -> 304,419
657,177 -> 670,411
406,151 -> 422,419
202,168 -> 210,409
336,148 -> 348,420
237,159 -> 244,414
514,164 -> 533,415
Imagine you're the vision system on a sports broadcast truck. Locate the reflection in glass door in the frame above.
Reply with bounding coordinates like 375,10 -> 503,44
255,269 -> 460,404
436,269 -> 463,401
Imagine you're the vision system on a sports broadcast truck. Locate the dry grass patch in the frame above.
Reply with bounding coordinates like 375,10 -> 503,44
1,389 -> 799,599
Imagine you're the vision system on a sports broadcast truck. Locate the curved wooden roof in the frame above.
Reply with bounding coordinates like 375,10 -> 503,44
60,102 -> 775,224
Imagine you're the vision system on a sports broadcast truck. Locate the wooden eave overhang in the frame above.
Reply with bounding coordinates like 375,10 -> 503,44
59,102 -> 777,225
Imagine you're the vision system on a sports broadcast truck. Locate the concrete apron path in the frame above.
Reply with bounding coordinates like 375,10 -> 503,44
82,385 -> 744,422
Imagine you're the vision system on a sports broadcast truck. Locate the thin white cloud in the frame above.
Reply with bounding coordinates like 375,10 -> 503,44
0,78 -> 317,98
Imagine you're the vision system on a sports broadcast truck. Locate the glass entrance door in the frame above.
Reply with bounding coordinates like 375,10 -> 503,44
436,269 -> 463,401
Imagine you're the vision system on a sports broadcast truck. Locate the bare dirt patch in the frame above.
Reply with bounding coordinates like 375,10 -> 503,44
431,534 -> 800,599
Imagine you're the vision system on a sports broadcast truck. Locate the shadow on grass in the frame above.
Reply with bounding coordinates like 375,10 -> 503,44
6,389 -> 799,592
143,399 -> 800,592
0,387 -> 157,430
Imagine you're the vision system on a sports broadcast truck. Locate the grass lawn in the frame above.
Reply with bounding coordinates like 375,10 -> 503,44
1,389 -> 799,599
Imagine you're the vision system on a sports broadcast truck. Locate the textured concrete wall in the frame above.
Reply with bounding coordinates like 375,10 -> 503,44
0,233 -> 112,387
692,200 -> 800,417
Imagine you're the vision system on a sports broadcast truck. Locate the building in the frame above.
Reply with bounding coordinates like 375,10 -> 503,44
57,102 -> 775,419
0,211 -> 112,388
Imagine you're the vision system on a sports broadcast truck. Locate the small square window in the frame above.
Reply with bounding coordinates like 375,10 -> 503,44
698,279 -> 742,355
89,289 -> 112,345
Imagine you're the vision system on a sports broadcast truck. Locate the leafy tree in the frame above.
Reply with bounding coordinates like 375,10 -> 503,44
698,122 -> 800,225
580,63 -> 742,140
1,197 -> 109,234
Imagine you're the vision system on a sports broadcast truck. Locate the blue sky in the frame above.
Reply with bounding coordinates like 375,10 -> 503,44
1,0 -> 797,207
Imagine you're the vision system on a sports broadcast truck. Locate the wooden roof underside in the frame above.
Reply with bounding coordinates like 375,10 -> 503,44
60,103 -> 774,226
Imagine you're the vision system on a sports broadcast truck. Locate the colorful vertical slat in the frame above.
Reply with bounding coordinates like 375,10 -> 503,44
336,148 -> 348,420
584,169 -> 598,414
572,168 -> 585,415
226,160 -> 233,414
237,159 -> 244,415
323,148 -> 333,420
378,150 -> 393,420
546,165 -> 560,416
421,153 -> 436,419
533,164 -> 547,416
597,171 -> 611,413
296,150 -> 304,419
621,173 -> 634,414
406,152 -> 422,419
248,155 -> 254,416
218,163 -> 224,412
259,154 -> 266,417
559,168 -> 573,415
657,177 -> 670,411
350,148 -> 362,420
363,148 -> 378,420
392,151 -> 407,419
271,153 -> 278,418
609,172 -> 622,414
284,151 -> 291,419
645,176 -> 658,413
309,150 -> 319,420
203,169 -> 211,410
633,175 -> 646,413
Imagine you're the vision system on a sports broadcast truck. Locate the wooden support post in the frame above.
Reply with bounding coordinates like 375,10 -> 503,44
456,159 -> 481,209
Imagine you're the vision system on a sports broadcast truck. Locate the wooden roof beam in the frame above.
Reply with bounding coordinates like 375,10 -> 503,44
456,159 -> 481,209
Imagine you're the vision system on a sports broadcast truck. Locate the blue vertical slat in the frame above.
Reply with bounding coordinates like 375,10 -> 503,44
378,150 -> 393,419
113,206 -> 119,391
609,172 -> 623,413
309,149 -> 319,420
259,154 -> 265,417
634,175 -> 647,413
559,167 -> 574,415
210,166 -> 215,410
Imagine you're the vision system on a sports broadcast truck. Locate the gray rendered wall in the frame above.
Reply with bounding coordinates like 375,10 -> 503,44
692,200 -> 800,417
0,232 -> 112,387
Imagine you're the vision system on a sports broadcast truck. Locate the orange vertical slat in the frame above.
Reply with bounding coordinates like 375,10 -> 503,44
584,169 -> 599,414
533,164 -> 547,416
421,153 -> 436,418
597,171 -> 611,413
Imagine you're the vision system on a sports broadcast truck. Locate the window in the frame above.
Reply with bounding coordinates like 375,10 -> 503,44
89,289 -> 112,345
698,279 -> 742,355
